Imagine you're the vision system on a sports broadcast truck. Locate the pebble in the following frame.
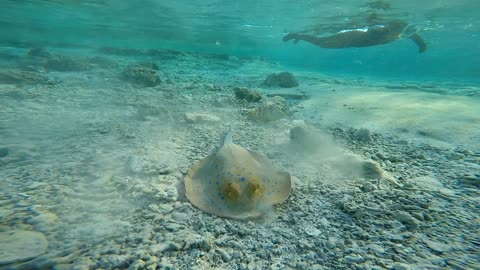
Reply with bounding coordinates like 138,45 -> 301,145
149,242 -> 181,254
216,248 -> 232,262
128,259 -> 146,270
304,225 -> 322,237
72,265 -> 89,270
99,254 -> 131,269
394,211 -> 419,229
170,212 -> 189,224
345,255 -> 365,263
423,239 -> 451,254
391,263 -> 410,270
367,244 -> 386,257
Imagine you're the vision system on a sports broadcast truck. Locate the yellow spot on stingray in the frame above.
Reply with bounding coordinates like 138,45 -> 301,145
247,180 -> 264,201
222,182 -> 241,202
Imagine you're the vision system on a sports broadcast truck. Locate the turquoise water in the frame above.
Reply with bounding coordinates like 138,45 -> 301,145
1,0 -> 479,82
1,1 -> 479,269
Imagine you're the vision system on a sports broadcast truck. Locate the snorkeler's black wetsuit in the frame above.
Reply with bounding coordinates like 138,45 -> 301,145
283,21 -> 426,53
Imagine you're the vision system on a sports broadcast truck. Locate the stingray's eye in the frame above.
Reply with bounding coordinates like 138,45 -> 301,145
222,182 -> 241,201
247,182 -> 264,200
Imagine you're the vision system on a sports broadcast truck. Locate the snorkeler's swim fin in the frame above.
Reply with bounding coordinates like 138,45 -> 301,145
282,33 -> 298,42
409,34 -> 427,53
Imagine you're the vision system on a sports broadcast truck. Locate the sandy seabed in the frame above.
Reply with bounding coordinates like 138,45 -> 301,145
0,47 -> 479,270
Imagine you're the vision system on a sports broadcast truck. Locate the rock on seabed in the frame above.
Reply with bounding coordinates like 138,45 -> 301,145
0,230 -> 48,265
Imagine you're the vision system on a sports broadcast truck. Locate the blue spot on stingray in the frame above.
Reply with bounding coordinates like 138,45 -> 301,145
215,181 -> 219,185
220,196 -> 225,201
240,177 -> 246,182
262,178 -> 267,183
226,172 -> 233,176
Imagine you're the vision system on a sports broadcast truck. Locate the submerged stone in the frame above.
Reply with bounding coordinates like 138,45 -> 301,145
262,72 -> 298,88
233,87 -> 262,102
0,230 -> 48,265
121,65 -> 161,87
353,128 -> 373,143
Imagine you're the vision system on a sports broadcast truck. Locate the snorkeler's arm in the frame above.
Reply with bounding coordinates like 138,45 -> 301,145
409,34 -> 427,53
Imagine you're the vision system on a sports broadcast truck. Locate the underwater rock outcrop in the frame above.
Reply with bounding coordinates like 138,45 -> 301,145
353,128 -> 373,143
262,71 -> 299,88
120,65 -> 162,87
233,87 -> 262,102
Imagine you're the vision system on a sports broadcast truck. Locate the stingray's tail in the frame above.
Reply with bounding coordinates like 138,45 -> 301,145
224,128 -> 234,145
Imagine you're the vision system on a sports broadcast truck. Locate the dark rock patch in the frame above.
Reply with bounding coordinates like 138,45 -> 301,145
233,87 -> 262,102
120,65 -> 161,87
263,72 -> 299,88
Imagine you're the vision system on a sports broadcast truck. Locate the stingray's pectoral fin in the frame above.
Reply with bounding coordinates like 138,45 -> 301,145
409,34 -> 427,53
265,171 -> 291,205
293,38 -> 300,44
282,33 -> 298,42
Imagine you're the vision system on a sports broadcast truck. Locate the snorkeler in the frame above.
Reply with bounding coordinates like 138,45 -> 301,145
283,20 -> 427,53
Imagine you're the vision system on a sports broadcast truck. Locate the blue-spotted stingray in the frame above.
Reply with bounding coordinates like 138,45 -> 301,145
185,129 -> 291,219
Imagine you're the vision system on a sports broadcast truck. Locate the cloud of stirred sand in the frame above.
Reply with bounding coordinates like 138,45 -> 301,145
286,125 -> 386,186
